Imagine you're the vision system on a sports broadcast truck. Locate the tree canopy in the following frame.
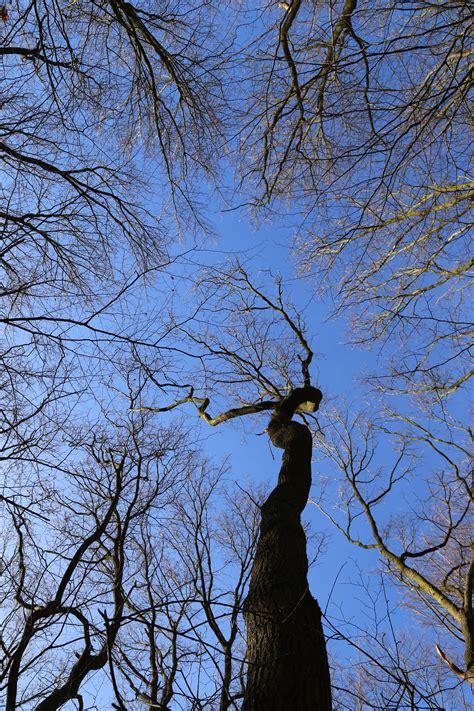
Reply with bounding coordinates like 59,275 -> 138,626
1,1 -> 472,708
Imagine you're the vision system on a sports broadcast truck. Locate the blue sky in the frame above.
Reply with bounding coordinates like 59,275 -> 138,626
2,2 -> 471,706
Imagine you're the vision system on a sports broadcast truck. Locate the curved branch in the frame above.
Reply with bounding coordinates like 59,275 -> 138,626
134,385 -> 321,428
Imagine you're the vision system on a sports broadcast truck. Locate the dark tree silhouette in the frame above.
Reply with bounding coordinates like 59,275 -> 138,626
243,386 -> 331,710
137,266 -> 334,707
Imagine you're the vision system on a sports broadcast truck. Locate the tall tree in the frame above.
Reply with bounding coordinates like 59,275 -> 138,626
243,387 -> 331,710
234,1 -> 472,690
136,264 -> 333,707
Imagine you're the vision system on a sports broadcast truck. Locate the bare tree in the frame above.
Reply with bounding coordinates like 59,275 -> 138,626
0,418 -> 191,709
1,0 -> 225,477
242,387 -> 331,710
237,0 -> 472,399
228,4 -> 473,696
110,463 -> 261,710
135,263 -> 333,708
327,572 -> 471,710
314,405 -> 473,687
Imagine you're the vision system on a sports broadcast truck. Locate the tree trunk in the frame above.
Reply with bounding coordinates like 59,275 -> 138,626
243,388 -> 332,710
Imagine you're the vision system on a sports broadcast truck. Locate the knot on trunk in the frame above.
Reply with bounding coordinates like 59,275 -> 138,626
270,386 -> 322,432
266,387 -> 322,505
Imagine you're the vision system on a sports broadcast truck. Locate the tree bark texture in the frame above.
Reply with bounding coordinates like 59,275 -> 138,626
243,388 -> 332,710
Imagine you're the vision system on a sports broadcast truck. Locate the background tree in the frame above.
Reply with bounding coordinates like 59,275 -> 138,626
238,0 -> 472,398
1,0 -> 224,476
112,462 -> 261,710
314,405 -> 472,686
1,418 -> 190,709
327,572 -> 471,710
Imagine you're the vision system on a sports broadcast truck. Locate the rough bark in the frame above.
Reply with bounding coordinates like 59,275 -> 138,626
243,387 -> 332,710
